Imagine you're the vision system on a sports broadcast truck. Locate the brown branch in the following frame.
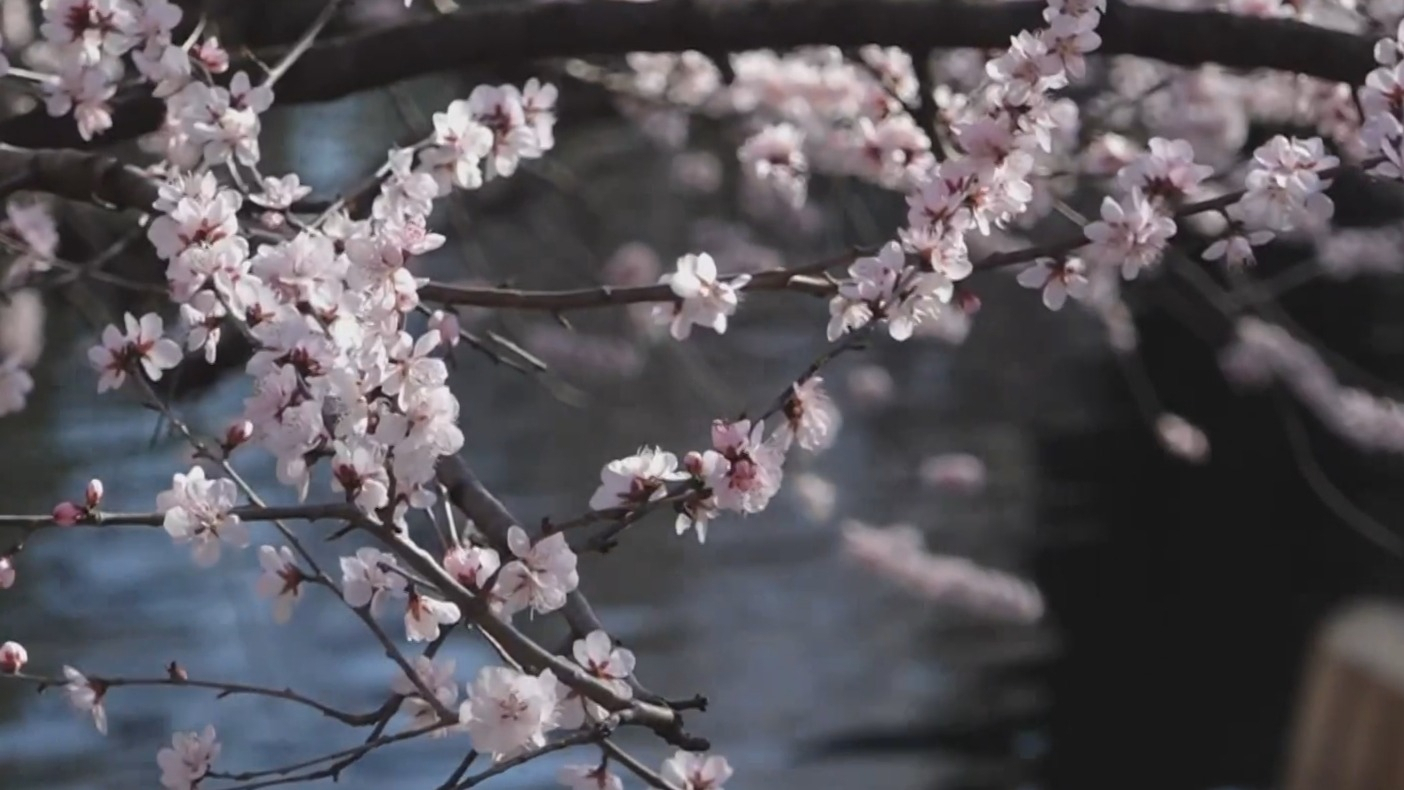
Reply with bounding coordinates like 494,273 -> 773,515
417,248 -> 861,310
0,0 -> 1377,149
6,670 -> 378,726
0,502 -> 360,533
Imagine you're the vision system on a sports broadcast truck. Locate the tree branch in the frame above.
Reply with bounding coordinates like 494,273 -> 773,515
0,0 -> 1376,149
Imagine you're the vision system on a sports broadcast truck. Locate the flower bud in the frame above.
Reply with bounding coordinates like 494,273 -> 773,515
682,451 -> 705,477
225,420 -> 253,449
954,287 -> 982,315
0,641 -> 27,674
429,311 -> 462,349
52,501 -> 84,526
258,210 -> 286,230
194,38 -> 229,73
0,556 -> 13,589
85,479 -> 104,510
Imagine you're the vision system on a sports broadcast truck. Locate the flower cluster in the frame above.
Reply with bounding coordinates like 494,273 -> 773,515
1221,318 -> 1404,454
156,466 -> 247,567
841,520 -> 1045,622
588,391 -> 842,543
40,0 -> 185,140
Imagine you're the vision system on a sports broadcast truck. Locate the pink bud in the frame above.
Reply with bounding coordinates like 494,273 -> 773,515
0,641 -> 26,673
1155,414 -> 1210,464
51,501 -> 84,526
225,420 -> 253,449
0,556 -> 13,589
428,311 -> 461,348
683,451 -> 705,476
195,38 -> 229,73
955,288 -> 982,315
85,479 -> 103,509
258,210 -> 286,230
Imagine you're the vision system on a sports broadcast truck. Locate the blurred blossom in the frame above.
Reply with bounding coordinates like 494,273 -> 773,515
841,520 -> 1043,622
845,363 -> 895,408
670,150 -> 723,194
789,472 -> 837,522
1315,226 -> 1404,280
690,220 -> 784,274
1155,413 -> 1211,463
602,242 -> 662,287
0,289 -> 46,368
1221,318 -> 1404,454
522,325 -> 644,380
919,453 -> 988,493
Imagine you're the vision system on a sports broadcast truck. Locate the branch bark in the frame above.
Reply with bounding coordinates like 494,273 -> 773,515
0,0 -> 1377,149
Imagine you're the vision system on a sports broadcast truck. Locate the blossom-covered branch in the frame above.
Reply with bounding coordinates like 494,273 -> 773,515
0,0 -> 1377,149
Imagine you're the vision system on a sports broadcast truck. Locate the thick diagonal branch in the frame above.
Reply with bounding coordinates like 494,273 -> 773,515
0,0 -> 1376,149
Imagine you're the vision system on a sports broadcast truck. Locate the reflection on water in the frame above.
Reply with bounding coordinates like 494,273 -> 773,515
0,86 -> 1072,789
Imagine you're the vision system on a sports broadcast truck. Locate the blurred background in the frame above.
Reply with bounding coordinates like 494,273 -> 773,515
1,1 -> 1404,789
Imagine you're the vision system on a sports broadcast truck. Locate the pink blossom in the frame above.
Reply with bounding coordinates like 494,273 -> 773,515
87,313 -> 183,392
776,376 -> 842,452
841,521 -> 1043,622
661,751 -> 733,790
919,453 -> 988,493
157,725 -> 219,790
460,666 -> 559,760
52,501 -> 85,526
63,665 -> 108,734
0,641 -> 26,674
655,253 -> 751,340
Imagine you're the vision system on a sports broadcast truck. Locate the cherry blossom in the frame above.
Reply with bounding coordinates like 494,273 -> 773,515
1081,189 -> 1177,280
420,99 -> 495,192
589,446 -> 688,511
827,241 -> 952,341
0,555 -> 12,589
87,312 -> 183,392
557,630 -> 635,728
738,123 -> 808,208
1116,137 -> 1213,202
0,641 -> 27,674
1016,257 -> 1090,310
52,501 -> 84,525
249,174 -> 312,211
391,655 -> 459,733
708,419 -> 785,514
496,527 -> 579,618
776,376 -> 842,452
157,725 -> 219,790
405,590 -> 461,642
1234,135 -> 1338,233
341,547 -> 408,614
1203,224 -> 1275,268
460,665 -> 559,760
677,450 -> 726,543
655,253 -> 751,340
661,750 -> 734,790
331,440 -> 392,520
255,545 -> 304,624
0,359 -> 34,417
157,467 -> 248,567
444,543 -> 501,594
63,665 -> 108,734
